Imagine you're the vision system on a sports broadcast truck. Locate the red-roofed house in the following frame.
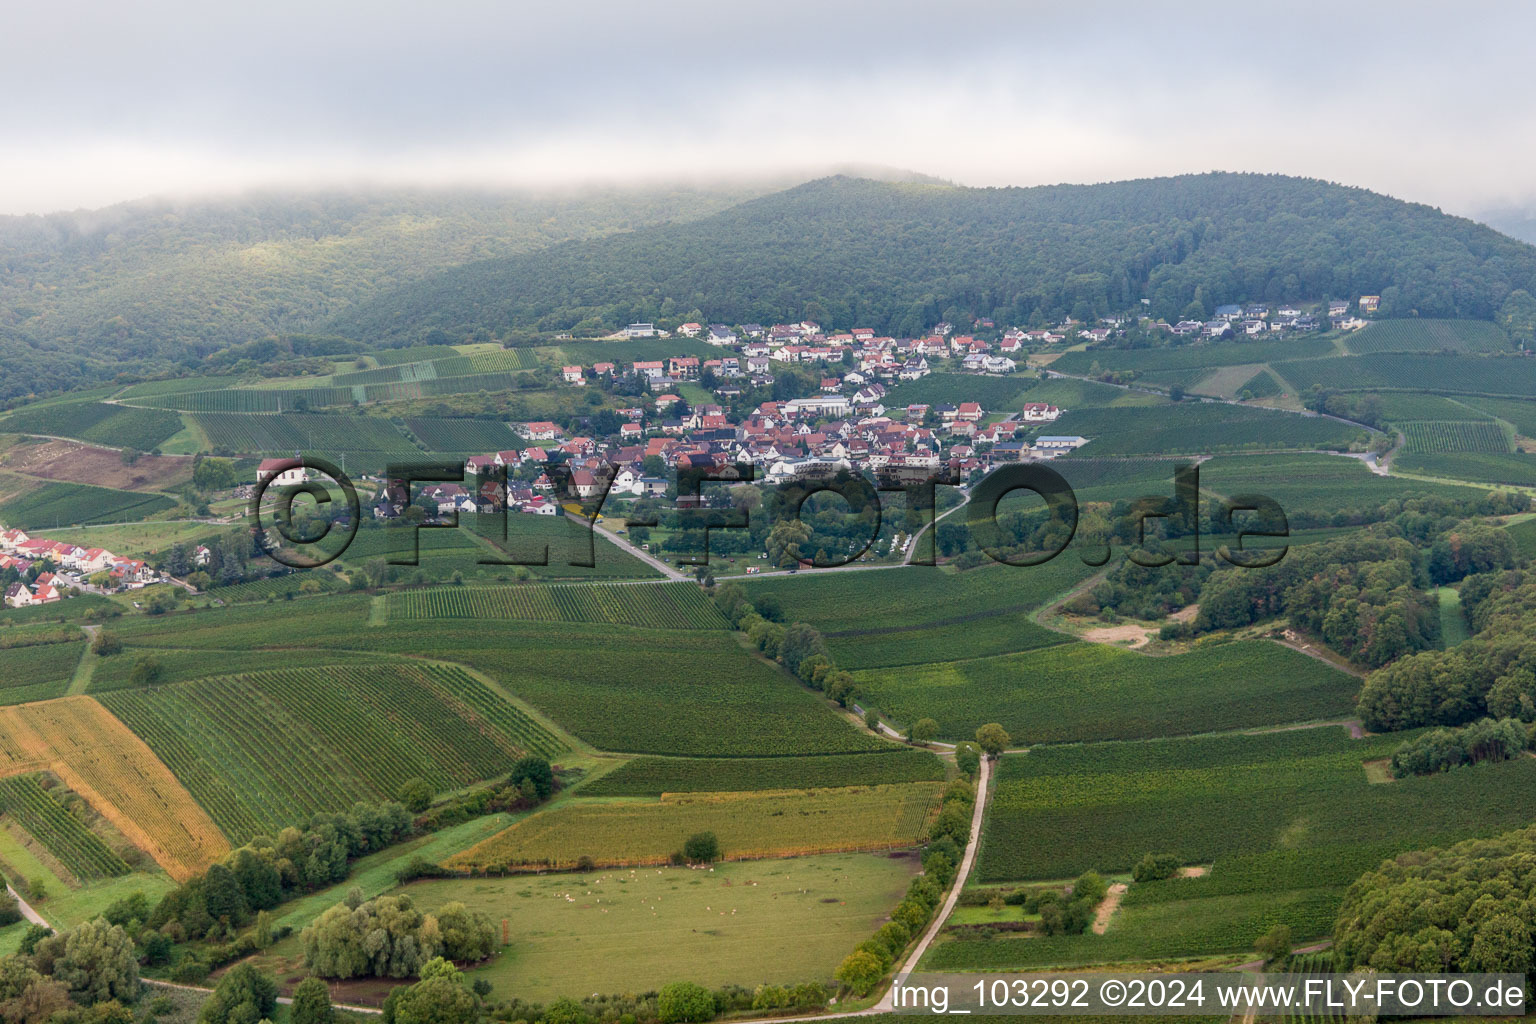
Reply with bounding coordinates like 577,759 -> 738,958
523,422 -> 563,441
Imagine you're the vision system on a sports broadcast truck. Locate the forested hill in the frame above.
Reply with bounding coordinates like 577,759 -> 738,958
0,184 -> 765,400
329,173 -> 1536,343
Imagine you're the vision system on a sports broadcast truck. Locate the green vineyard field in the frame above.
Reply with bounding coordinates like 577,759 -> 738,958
403,418 -> 517,452
851,639 -> 1357,744
1393,451 -> 1536,487
583,750 -> 947,796
1399,420 -> 1511,453
0,401 -> 184,450
1050,337 -> 1336,375
0,774 -> 129,879
882,373 -> 1036,410
1273,354 -> 1536,397
465,348 -> 537,373
1344,319 -> 1510,355
1047,403 -> 1369,456
101,661 -> 566,842
387,581 -> 728,629
0,640 -> 86,705
0,482 -> 175,530
192,412 -> 421,458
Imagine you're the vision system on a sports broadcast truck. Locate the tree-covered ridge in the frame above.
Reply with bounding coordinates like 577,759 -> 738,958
1334,825 -> 1536,973
331,173 -> 1536,343
0,185 -> 764,401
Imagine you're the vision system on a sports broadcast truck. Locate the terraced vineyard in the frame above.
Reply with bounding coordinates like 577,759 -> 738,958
0,482 -> 175,530
373,345 -> 461,366
978,728 -> 1536,882
361,371 -> 530,403
101,662 -> 566,842
331,359 -> 463,387
136,387 -> 358,412
1456,395 -> 1536,435
1018,376 -> 1166,409
448,782 -> 944,870
403,417 -> 517,452
111,376 -> 244,399
0,774 -> 129,879
387,581 -> 727,629
1399,420 -> 1511,453
456,630 -> 889,757
465,348 -> 537,372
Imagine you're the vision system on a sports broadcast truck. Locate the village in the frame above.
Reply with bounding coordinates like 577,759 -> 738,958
0,527 -> 169,607
366,297 -> 1378,518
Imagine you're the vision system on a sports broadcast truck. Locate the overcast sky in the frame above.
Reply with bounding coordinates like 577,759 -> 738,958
2,0 -> 1531,217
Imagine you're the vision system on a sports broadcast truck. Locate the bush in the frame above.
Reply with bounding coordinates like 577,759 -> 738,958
91,632 -> 124,656
835,949 -> 884,996
198,962 -> 278,1024
1132,852 -> 1181,883
682,832 -> 720,863
657,981 -> 716,1023
954,742 -> 981,777
396,778 -> 433,813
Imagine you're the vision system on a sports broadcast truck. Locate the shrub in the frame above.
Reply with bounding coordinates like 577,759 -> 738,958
1132,852 -> 1181,882
657,981 -> 716,1023
397,778 -> 433,813
682,832 -> 720,863
835,949 -> 884,996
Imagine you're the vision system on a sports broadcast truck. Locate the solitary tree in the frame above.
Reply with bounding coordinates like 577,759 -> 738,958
1255,924 -> 1293,968
397,778 -> 433,813
975,723 -> 1011,758
834,949 -> 885,996
289,976 -> 334,1024
908,718 -> 939,745
683,832 -> 720,863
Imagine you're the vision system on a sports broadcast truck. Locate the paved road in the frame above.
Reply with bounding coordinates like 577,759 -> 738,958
883,753 -> 992,1003
903,493 -> 969,566
592,522 -> 690,581
6,884 -> 48,928
739,756 -> 995,1023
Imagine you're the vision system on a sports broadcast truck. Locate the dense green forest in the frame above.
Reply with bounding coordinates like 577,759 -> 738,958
330,173 -> 1536,344
0,184 -> 764,400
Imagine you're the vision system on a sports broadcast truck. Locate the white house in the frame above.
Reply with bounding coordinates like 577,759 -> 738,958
256,459 -> 306,486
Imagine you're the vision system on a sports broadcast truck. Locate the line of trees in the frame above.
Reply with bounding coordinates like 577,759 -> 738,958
1388,716 -> 1529,777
